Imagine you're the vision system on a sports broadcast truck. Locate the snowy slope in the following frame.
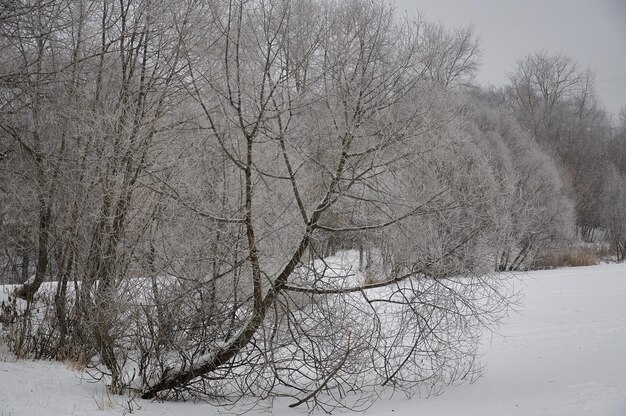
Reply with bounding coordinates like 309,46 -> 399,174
1,263 -> 625,416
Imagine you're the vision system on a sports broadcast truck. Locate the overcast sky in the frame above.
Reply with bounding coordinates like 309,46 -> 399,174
393,0 -> 626,117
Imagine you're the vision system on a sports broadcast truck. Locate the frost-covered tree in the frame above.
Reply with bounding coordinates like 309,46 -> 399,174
462,91 -> 574,270
136,1 -> 516,403
0,0 -> 548,409
506,51 -> 612,242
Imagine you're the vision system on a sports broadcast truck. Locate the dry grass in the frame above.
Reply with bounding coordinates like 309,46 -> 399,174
533,246 -> 604,269
66,351 -> 86,371
363,275 -> 378,285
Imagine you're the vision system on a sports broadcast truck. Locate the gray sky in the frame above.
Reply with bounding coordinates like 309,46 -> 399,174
393,0 -> 626,117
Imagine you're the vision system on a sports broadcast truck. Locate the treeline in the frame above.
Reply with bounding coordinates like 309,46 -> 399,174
0,0 -> 623,407
506,51 -> 626,260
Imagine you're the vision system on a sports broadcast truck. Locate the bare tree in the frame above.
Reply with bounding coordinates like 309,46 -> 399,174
599,108 -> 626,261
417,21 -> 481,89
506,51 -> 613,243
601,167 -> 626,261
462,90 -> 574,270
135,0 -> 515,405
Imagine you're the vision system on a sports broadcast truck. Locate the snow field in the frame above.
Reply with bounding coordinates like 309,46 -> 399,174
1,262 -> 625,415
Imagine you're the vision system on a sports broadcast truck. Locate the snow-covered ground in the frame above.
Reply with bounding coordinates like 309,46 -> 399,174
1,263 -> 625,415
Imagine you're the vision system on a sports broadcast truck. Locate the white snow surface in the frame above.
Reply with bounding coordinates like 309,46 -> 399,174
1,263 -> 625,415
